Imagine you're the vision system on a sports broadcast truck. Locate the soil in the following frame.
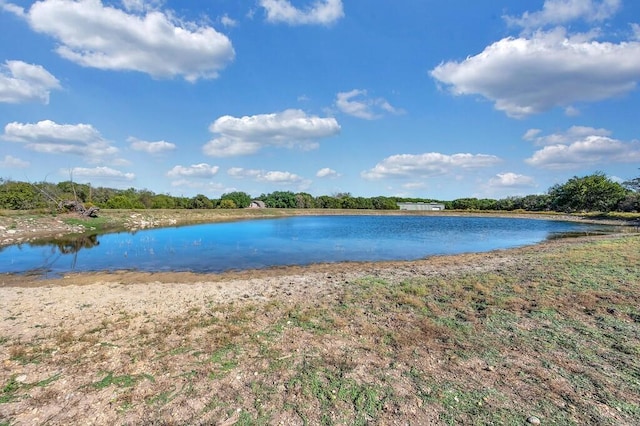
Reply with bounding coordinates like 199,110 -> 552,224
1,210 -> 638,425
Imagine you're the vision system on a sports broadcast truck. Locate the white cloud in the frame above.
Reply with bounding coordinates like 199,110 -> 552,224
523,125 -> 611,145
0,60 -> 61,104
260,0 -> 343,26
120,0 -> 162,13
316,167 -> 339,178
128,136 -> 176,154
220,14 -> 238,28
228,167 -> 306,185
525,132 -> 640,169
167,163 -> 219,178
2,120 -> 119,161
564,105 -> 581,116
362,152 -> 502,180
633,23 -> 640,41
0,155 -> 30,168
203,109 -> 340,157
260,170 -> 304,184
228,167 -> 260,178
8,0 -> 234,82
335,89 -> 403,120
488,172 -> 536,188
66,166 -> 135,180
505,0 -> 621,30
430,28 -> 640,118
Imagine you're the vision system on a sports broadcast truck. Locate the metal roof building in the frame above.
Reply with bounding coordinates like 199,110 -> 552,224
397,202 -> 445,211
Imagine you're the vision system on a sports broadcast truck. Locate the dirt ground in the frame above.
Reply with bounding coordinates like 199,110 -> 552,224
1,211 -> 638,425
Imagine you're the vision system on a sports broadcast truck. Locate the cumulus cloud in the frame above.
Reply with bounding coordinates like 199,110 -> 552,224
523,125 -> 611,145
203,109 -> 340,157
120,0 -> 163,13
361,152 -> 501,180
0,155 -> 30,168
335,89 -> 403,120
316,167 -> 339,178
167,163 -> 219,178
505,0 -> 621,30
6,0 -> 234,82
227,167 -> 307,186
220,14 -> 238,28
525,133 -> 640,169
260,0 -> 343,26
66,166 -> 135,180
488,172 -> 536,188
128,136 -> 176,154
0,60 -> 61,104
2,120 -> 119,161
430,28 -> 640,118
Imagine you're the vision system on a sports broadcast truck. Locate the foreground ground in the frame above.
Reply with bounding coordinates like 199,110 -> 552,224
1,210 -> 639,425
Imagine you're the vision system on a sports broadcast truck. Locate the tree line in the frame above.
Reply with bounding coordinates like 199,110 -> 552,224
1,171 -> 638,213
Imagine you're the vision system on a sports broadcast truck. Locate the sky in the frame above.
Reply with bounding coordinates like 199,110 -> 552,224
1,0 -> 640,200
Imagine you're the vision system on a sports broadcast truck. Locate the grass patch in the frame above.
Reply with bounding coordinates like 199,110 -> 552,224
1,373 -> 61,404
92,372 -> 154,389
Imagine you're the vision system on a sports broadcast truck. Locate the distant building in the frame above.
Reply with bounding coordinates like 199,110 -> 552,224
397,202 -> 445,211
248,200 -> 266,209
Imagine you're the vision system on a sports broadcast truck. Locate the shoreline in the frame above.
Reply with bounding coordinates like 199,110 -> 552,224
0,230 -> 631,288
1,208 -> 637,249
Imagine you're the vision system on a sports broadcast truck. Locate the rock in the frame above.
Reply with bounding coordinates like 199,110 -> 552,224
527,415 -> 541,425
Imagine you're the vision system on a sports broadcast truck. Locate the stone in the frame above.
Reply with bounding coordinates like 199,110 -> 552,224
527,415 -> 541,425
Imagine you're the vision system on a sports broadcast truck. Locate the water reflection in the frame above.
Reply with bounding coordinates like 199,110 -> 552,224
30,234 -> 101,254
0,216 -> 618,276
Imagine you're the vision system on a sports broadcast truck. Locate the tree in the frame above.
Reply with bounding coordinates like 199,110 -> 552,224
219,199 -> 237,209
295,192 -> 315,208
56,180 -> 90,203
520,194 -> 551,211
105,195 -> 144,209
451,198 -> 480,210
371,196 -> 399,210
151,194 -> 177,209
618,193 -> 640,212
315,195 -> 342,209
548,172 -> 628,213
0,180 -> 44,209
189,194 -> 213,209
261,191 -> 297,208
221,191 -> 251,208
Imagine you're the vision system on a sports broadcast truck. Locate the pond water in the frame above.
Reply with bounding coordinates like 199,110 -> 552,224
0,215 -> 611,276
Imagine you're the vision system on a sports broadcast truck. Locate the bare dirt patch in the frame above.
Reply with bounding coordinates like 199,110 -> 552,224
1,211 -> 639,425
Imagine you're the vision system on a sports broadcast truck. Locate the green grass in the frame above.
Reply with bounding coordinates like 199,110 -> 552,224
1,373 -> 61,404
92,372 -> 154,389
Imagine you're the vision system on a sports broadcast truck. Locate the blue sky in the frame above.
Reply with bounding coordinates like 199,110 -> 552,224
1,0 -> 639,200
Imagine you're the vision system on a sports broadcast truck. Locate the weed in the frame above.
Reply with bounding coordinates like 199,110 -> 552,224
92,372 -> 154,389
208,345 -> 240,379
1,373 -> 60,404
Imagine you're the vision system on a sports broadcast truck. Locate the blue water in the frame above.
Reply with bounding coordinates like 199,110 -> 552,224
0,215 -> 607,275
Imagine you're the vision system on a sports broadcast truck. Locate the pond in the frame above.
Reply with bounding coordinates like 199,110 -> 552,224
0,215 -> 612,276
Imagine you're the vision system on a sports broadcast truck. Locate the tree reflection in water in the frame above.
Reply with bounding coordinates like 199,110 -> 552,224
53,234 -> 100,254
29,234 -> 101,270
